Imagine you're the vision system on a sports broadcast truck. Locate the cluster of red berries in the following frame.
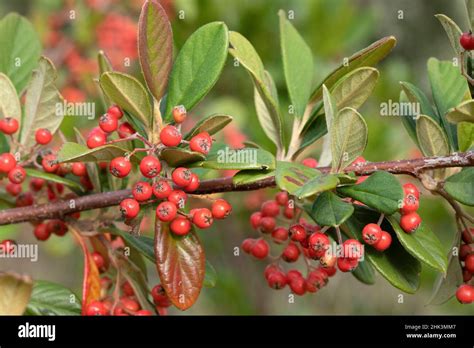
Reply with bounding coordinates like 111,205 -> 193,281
456,227 -> 474,304
460,31 -> 474,51
87,105 -> 132,148
399,183 -> 422,234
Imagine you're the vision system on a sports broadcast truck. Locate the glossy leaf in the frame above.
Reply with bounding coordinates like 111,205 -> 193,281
458,121 -> 474,151
446,99 -> 474,123
164,22 -> 229,119
194,147 -> 275,170
24,168 -> 83,192
184,114 -> 233,139
232,169 -> 274,185
435,14 -> 464,55
428,249 -> 463,305
294,174 -> 339,199
310,191 -> 354,227
275,160 -> 320,195
444,168 -> 474,206
138,0 -> 173,101
0,272 -> 33,315
58,142 -> 138,164
352,258 -> 376,285
160,147 -> 205,167
25,280 -> 81,315
416,115 -> 450,156
0,73 -> 21,141
338,171 -> 404,215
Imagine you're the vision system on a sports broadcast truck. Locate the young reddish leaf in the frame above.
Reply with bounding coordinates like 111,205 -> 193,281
70,227 -> 101,315
138,0 -> 173,102
154,221 -> 205,310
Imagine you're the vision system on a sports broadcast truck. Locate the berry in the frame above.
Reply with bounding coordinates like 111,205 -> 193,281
16,192 -> 34,207
87,130 -> 106,148
160,125 -> 182,147
281,242 -> 300,262
86,301 -> 108,316
170,217 -> 192,236
0,239 -> 16,254
337,257 -> 358,272
251,239 -> 269,259
151,285 -> 170,307
465,253 -> 474,273
132,181 -> 153,202
352,156 -> 366,165
189,132 -> 212,155
136,310 -> 153,316
92,252 -> 106,270
462,228 -> 474,244
463,269 -> 473,282
267,271 -> 287,289
456,284 -> 474,304
241,238 -> 255,253
272,227 -> 289,243
302,158 -> 318,168
8,166 -> 26,184
0,153 -> 16,173
41,154 -> 59,173
35,128 -> 53,145
107,105 -> 123,119
0,118 -> 19,135
342,239 -> 363,260
120,297 -> 140,312
211,199 -> 232,219
275,191 -> 289,206
400,212 -> 421,234
289,276 -> 306,295
122,281 -> 135,296
362,223 -> 382,245
172,167 -> 192,187
403,183 -> 420,199
192,208 -> 213,229
46,220 -> 68,236
286,269 -> 303,282
308,232 -> 330,257
460,32 -> 474,51
120,198 -> 140,219
172,105 -> 187,123
320,252 -> 337,268
283,205 -> 295,219
156,201 -> 177,222
99,113 -> 118,133
117,122 -> 135,138
289,224 -> 306,242
34,223 -> 51,241
109,157 -> 132,178
72,162 -> 87,176
400,194 -> 419,215
259,216 -> 276,233
30,178 -> 45,191
261,200 -> 280,217
184,173 -> 200,192
152,180 -> 172,199
168,190 -> 187,208
6,183 -> 22,196
373,231 -> 392,251
250,212 -> 262,229
460,244 -> 472,261
139,155 -> 161,178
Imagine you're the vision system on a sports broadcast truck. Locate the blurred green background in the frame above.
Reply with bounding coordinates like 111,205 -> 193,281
1,0 -> 473,315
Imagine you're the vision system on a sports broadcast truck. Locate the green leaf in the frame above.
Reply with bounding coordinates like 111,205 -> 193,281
338,171 -> 404,215
399,90 -> 419,146
0,273 -> 33,315
467,0 -> 474,31
316,86 -> 337,167
232,169 -> 274,185
428,249 -> 463,305
100,72 -> 152,129
228,30 -> 265,83
444,168 -> 474,206
400,82 -> 438,121
446,99 -> 474,123
165,22 -> 229,120
416,115 -> 450,156
0,74 -> 21,140
310,191 -> 354,227
343,206 -> 421,294
435,14 -> 464,56
275,160 -> 320,195
0,13 -> 41,94
386,215 -> 448,274
184,114 -> 232,139
299,113 -> 327,152
160,147 -> 205,167
25,280 -> 81,315
279,10 -> 313,117
294,174 -> 339,199
20,57 -> 64,152
24,168 -> 84,192
204,261 -> 217,288
352,258 -> 376,285
330,107 -> 368,172
194,147 -> 275,170
138,0 -> 173,102
310,36 -> 396,103
98,50 -> 113,74
58,142 -> 138,164
458,122 -> 474,151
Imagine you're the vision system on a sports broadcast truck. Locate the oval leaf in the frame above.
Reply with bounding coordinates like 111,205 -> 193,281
310,191 -> 354,227
446,99 -> 474,124
294,174 -> 339,199
232,169 -> 274,185
428,249 -> 463,305
24,168 -> 84,192
416,115 -> 450,156
154,222 -> 205,310
0,73 -> 21,134
161,147 -> 205,167
458,121 -> 474,152
435,14 -> 464,56
275,160 -> 320,195
58,142 -> 138,164
352,258 -> 376,285
195,147 -> 275,170
184,114 -> 233,139
0,272 -> 33,315
25,280 -> 81,315
444,168 -> 474,206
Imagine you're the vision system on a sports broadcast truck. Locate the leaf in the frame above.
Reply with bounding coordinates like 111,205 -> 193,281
386,215 -> 448,274
25,280 -> 81,315
195,148 -> 275,170
279,10 -> 313,117
100,72 -> 153,129
98,50 -> 113,73
0,13 -> 41,94
446,99 -> 474,123
458,122 -> 474,151
275,160 -> 320,195
154,222 -> 205,310
318,86 -> 337,167
74,127 -> 101,193
467,0 -> 474,31
330,107 -> 368,172
428,249 -> 463,305
310,191 -> 354,227
24,168 -> 83,192
399,90 -> 419,146
232,169 -> 274,185
416,115 -> 450,156
400,82 -> 438,121
184,114 -> 233,139
0,73 -> 21,141
0,272 -> 33,315
310,36 -> 396,103
138,0 -> 173,102
299,113 -> 327,152
20,57 -> 63,152
435,14 -> 464,56
444,168 -> 474,206
343,206 -> 421,294
352,258 -> 376,285
164,22 -> 229,120
58,142 -> 138,163
204,261 -> 217,288
160,147 -> 206,167
294,174 -> 339,199
338,171 -> 404,215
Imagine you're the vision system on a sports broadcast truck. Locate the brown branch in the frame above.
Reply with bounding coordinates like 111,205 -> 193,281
0,151 -> 473,226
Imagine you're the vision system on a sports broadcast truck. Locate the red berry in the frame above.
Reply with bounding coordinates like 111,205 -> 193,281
99,113 -> 118,133
281,242 -> 300,262
120,198 -> 140,219
251,239 -> 269,259
403,183 -> 420,199
122,281 -> 134,296
286,269 -> 303,282
373,231 -> 392,251
136,310 -> 153,316
0,118 -> 19,135
362,223 -> 382,245
172,105 -> 186,124
132,181 -> 153,202
8,166 -> 26,184
160,125 -> 182,147
337,257 -> 358,272
151,285 -> 170,307
184,173 -> 200,192
462,228 -> 474,244
34,223 -> 51,241
283,205 -> 295,219
168,190 -> 187,208
306,272 -> 325,293
117,122 -> 135,138
0,153 -> 17,173
35,128 -> 53,145
460,32 -> 474,51
400,194 -> 419,215
0,239 -> 16,254
16,192 -> 34,207
272,227 -> 289,243
170,217 -> 192,236
92,251 -> 106,270
322,266 -> 337,277
275,191 -> 289,206
352,156 -> 366,166
342,239 -> 363,260
107,105 -> 123,119
250,212 -> 262,229
289,276 -> 306,295
241,238 -> 255,253
30,178 -> 45,191
308,232 -> 330,258
460,244 -> 472,261
80,176 -> 94,191
211,199 -> 232,219
86,300 -> 108,316
320,252 -> 337,268
456,284 -> 474,304
259,216 -> 276,233
172,167 -> 192,187
139,155 -> 161,178
6,183 -> 22,196
463,269 -> 473,282
302,158 -> 318,168
400,212 -> 421,234
152,180 -> 172,199
87,130 -> 106,149
465,254 -> 474,273
156,201 -> 177,222
289,224 -> 307,242
261,200 -> 280,217
72,162 -> 87,176
192,208 -> 213,229
46,219 -> 68,236
267,271 -> 287,289
120,297 -> 140,312
109,157 -> 132,178
189,132 -> 212,155
41,154 -> 59,173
